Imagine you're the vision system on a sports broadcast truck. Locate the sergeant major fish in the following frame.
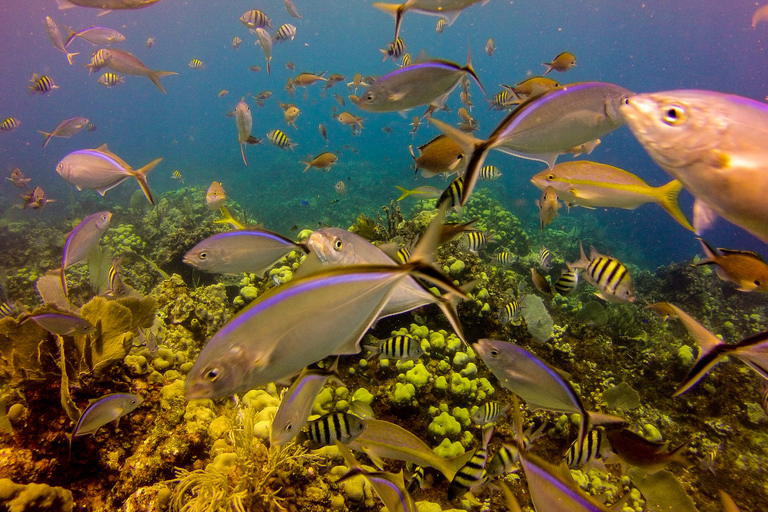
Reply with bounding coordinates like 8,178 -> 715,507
567,243 -> 634,303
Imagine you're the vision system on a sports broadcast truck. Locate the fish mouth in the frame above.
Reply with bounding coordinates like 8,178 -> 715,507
619,95 -> 659,139
306,237 -> 330,263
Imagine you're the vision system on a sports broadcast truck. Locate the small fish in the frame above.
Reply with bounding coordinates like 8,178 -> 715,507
458,231 -> 493,254
232,36 -> 242,49
410,134 -> 464,178
206,181 -> 226,210
493,250 -> 514,266
189,58 -> 205,69
400,53 -> 411,67
334,112 -> 364,134
471,402 -> 509,426
542,51 -> 577,75
448,433 -> 491,500
21,186 -> 54,209
284,106 -> 301,128
396,247 -> 411,264
240,9 -> 271,33
365,334 -> 425,362
406,466 -> 424,493
536,186 -> 559,231
565,429 -> 611,468
45,16 -> 78,65
273,24 -> 297,42
693,238 -> 768,292
214,206 -> 246,230
0,302 -> 17,319
1,117 -> 21,132
301,152 -> 338,172
485,38 -> 495,56
7,168 -> 31,188
503,76 -> 561,97
250,65 -> 261,72
255,91 -> 273,102
39,116 -> 90,147
19,311 -> 95,336
498,301 -> 521,325
410,116 -> 420,136
306,412 -> 367,449
69,393 -> 142,442
567,139 -> 601,156
106,257 -> 129,298
335,181 -> 347,196
554,269 -> 579,296
437,175 -> 464,213
64,26 -> 125,46
57,144 -> 161,204
605,428 -> 692,474
218,89 -> 228,98
232,99 -> 262,166
382,126 -> 393,134
319,123 -> 328,141
255,28 -> 273,75
86,122 -> 97,131
487,89 -> 516,110
60,211 -> 112,297
268,129 -> 297,150
477,165 -> 501,180
539,247 -> 552,271
486,444 -> 520,478
380,37 -> 406,61
293,72 -> 328,87
97,72 -> 125,87
531,268 -> 552,296
285,0 -> 302,18
146,37 -> 154,48
285,62 -> 296,71
28,74 -> 58,94
95,48 -> 177,93
436,18 -> 447,33
84,49 -> 112,74
172,170 -> 184,183
395,185 -> 441,201
347,73 -> 362,94
567,243 -> 635,303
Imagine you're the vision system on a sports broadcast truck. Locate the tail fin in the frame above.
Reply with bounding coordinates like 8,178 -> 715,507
429,118 -> 488,206
372,3 -> 405,40
215,206 -> 246,230
655,180 -> 693,231
567,242 -> 590,271
693,238 -> 719,266
146,70 -> 177,93
38,130 -> 53,148
463,46 -> 485,96
395,185 -> 412,201
130,157 -> 161,205
240,143 -> 248,166
65,51 -> 79,66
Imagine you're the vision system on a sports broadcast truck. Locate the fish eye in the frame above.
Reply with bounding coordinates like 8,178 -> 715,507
547,174 -> 555,180
364,92 -> 376,103
621,96 -> 630,105
333,238 -> 343,251
285,422 -> 292,431
199,251 -> 207,260
206,367 -> 220,381
490,349 -> 499,357
662,105 -> 686,125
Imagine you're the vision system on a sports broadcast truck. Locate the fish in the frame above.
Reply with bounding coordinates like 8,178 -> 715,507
86,122 -> 97,131
21,186 -> 54,209
302,152 -> 338,172
474,339 -> 625,456
45,17 -> 78,65
365,334 -> 425,362
306,412 -> 368,449
214,206 -> 246,230
406,466 -> 424,493
1,117 -> 21,132
752,5 -> 768,28
64,26 -> 125,46
84,49 -> 112,74
487,89 -> 517,110
620,90 -> 768,242
409,134 -> 464,178
294,72 -> 328,87
285,0 -> 301,18
206,181 -> 226,210
254,28 -> 274,74
7,168 -> 31,188
146,37 -> 154,48
97,72 -> 125,87
478,165 -> 501,180
396,247 -> 411,264
183,229 -> 304,275
172,170 -> 184,183
471,402 -> 509,426
604,428 -> 692,474
319,124 -> 328,141
400,53 -> 412,67
232,99 -> 262,166
539,247 -> 552,271
493,250 -> 515,266
189,58 -> 205,69
334,112 -> 364,134
357,49 -> 483,113
373,0 -> 489,41
693,238 -> 768,292
284,106 -> 301,128
19,312 -> 95,336
347,73 -> 363,94
649,303 -> 768,397
218,89 -> 228,97
255,90 -> 273,102
486,444 -> 520,478
55,0 -> 162,10
28,74 -> 58,94
448,428 -> 492,500
531,161 -> 694,231
249,65 -> 261,72
97,49 -> 176,93
56,144 -> 161,205
395,185 -> 441,201
458,231 -> 493,254
543,52 -> 577,75
502,76 -> 561,97
0,303 -> 17,319
232,36 -> 242,49
105,257 -> 129,298
498,301 -> 522,326
335,181 -> 347,196
60,211 -> 112,297
554,269 -> 579,296
436,18 -> 447,33
531,268 -> 552,296
536,186 -> 560,231
381,37 -> 407,61
271,361 -> 342,446
267,129 -> 297,150
431,82 -> 632,206
39,117 -> 89,147
567,139 -> 601,156
273,24 -> 297,42
567,243 -> 635,303
437,175 -> 464,213
240,9 -> 271,33
68,393 -> 142,444
485,38 -> 495,56
565,429 -> 612,468
348,419 -> 475,481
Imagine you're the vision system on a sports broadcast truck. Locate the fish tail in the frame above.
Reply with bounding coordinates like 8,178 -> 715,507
301,159 -> 312,173
429,118 -> 488,206
147,71 -> 178,93
66,51 -> 79,66
463,45 -> 485,96
567,242 -> 590,271
655,179 -> 694,231
55,0 -> 76,9
240,143 -> 248,166
62,25 -> 77,47
693,237 -> 718,266
542,62 -> 553,75
379,48 -> 391,62
38,130 -> 52,148
131,157 -> 162,205
395,185 -> 412,201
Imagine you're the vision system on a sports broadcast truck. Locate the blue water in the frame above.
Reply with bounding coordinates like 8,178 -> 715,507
1,0 -> 767,268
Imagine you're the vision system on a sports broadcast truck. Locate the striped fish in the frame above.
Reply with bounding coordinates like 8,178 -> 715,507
486,444 -> 519,478
400,53 -> 411,67
267,129 -> 297,150
487,90 -> 515,110
85,49 -> 111,74
86,122 -> 97,131
498,301 -> 521,325
406,465 -> 424,493
106,258 -> 128,298
97,72 -> 124,87
28,74 -> 58,94
0,302 -> 16,319
397,246 -> 411,264
567,243 -> 635,303
233,36 -> 242,49
1,117 -> 20,131
539,246 -> 552,270
240,9 -> 271,32
448,445 -> 489,500
172,170 -> 184,183
459,231 -> 493,254
380,37 -> 406,61
189,59 -> 205,69
306,412 -> 367,449
566,429 -> 610,467
554,269 -> 579,296
367,334 -> 424,362
436,19 -> 447,34
493,250 -> 514,266
478,165 -> 502,180
471,402 -> 509,426
273,24 -> 297,42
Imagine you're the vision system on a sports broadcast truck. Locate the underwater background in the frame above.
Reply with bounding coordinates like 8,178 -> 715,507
0,0 -> 768,511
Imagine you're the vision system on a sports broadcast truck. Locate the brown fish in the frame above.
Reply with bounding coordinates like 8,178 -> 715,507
542,52 -> 576,75
694,238 -> 768,292
293,72 -> 327,87
206,181 -> 226,210
301,152 -> 338,173
535,186 -> 559,231
605,429 -> 692,475
409,134 -> 464,178
531,267 -> 552,296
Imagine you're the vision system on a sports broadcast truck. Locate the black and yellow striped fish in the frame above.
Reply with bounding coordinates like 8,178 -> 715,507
498,301 -> 521,325
28,74 -> 57,94
479,165 -> 502,180
0,302 -> 16,319
172,170 -> 184,183
448,445 -> 489,500
396,246 -> 411,264
459,231 -> 493,253
493,250 -> 514,266
369,334 -> 424,362
273,24 -> 297,42
267,129 -> 296,150
240,9 -> 271,31
380,37 -> 406,61
189,59 -> 205,69
437,175 -> 464,211
554,269 -> 579,296
406,465 -> 424,493
306,412 -> 366,449
0,117 -> 20,131
566,429 -> 609,467
486,444 -> 519,478
487,90 -> 513,110
98,72 -> 124,87
86,49 -> 111,73
569,243 -> 635,303
400,53 -> 411,67
106,259 -> 128,298
539,246 -> 552,270
471,402 -> 509,426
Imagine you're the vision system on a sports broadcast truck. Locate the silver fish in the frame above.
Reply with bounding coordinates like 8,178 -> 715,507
55,0 -> 162,10
255,27 -> 273,75
474,339 -> 624,451
19,312 -> 95,336
357,50 -> 483,113
60,211 -> 112,297
39,117 -> 89,148
620,89 -> 768,242
183,229 -> 304,275
98,49 -> 176,93
69,393 -> 142,441
45,16 -> 78,65
373,0 -> 489,41
232,99 -> 262,166
64,26 -> 126,46
56,144 -> 161,205
431,82 -> 632,206
284,0 -> 301,18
